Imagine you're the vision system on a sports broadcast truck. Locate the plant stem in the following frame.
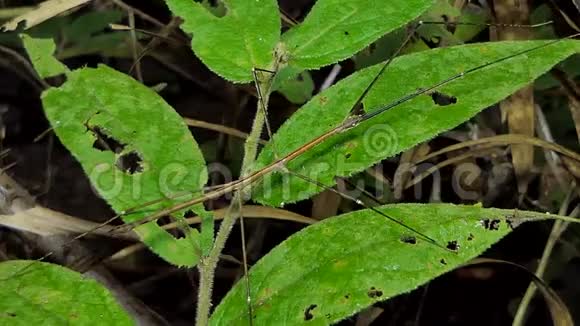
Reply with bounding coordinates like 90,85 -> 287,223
195,72 -> 273,325
195,196 -> 242,326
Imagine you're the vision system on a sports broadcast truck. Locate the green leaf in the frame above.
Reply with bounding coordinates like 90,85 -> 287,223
165,0 -> 280,82
281,0 -> 435,70
0,260 -> 132,325
41,65 -> 208,267
273,67 -> 315,104
252,40 -> 580,206
20,34 -> 68,78
210,203 -> 519,325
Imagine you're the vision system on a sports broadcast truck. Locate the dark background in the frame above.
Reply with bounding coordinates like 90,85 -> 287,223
1,0 -> 579,325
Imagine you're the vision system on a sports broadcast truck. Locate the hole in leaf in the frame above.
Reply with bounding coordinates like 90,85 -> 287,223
506,218 -> 517,229
367,287 -> 383,299
467,233 -> 474,241
440,258 -> 447,265
89,126 -> 126,153
345,153 -> 352,159
7,312 -> 16,317
203,0 -> 225,17
304,304 -> 317,321
481,219 -> 501,231
116,151 -> 144,174
155,216 -> 169,227
184,210 -> 195,218
440,14 -> 457,32
430,91 -> 457,106
326,313 -> 331,319
400,235 -> 417,245
344,31 -> 349,35
447,240 -> 459,251
344,294 -> 350,299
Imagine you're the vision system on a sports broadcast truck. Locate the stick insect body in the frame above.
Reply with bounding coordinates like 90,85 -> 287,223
115,26 -> 574,236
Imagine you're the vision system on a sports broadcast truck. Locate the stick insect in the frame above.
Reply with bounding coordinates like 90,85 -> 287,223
3,3 -> 579,324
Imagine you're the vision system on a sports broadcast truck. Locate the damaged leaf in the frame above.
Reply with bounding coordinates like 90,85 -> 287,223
20,34 -> 69,78
41,65 -> 208,267
210,204 -> 547,325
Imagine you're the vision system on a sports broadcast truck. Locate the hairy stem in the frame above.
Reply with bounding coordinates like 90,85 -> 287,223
195,195 -> 242,326
195,72 -> 273,325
